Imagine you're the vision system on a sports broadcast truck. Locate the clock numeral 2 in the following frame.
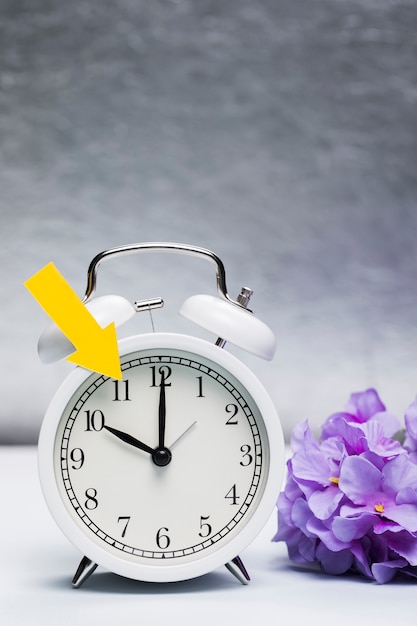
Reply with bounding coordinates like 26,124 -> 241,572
225,403 -> 238,425
113,380 -> 131,401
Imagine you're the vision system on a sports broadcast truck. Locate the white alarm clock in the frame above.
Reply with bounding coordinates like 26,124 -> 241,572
37,242 -> 285,587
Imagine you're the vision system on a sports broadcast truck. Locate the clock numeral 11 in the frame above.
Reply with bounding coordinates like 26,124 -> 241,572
113,380 -> 131,401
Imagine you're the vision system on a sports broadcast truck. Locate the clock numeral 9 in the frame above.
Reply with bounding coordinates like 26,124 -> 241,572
156,527 -> 170,549
70,447 -> 85,470
84,409 -> 105,432
85,488 -> 98,510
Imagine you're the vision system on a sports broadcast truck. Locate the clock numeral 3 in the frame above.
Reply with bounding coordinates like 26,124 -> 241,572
85,488 -> 98,510
239,444 -> 253,467
156,527 -> 170,549
84,409 -> 105,432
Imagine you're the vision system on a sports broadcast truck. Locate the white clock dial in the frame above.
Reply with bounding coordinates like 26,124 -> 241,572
39,333 -> 284,582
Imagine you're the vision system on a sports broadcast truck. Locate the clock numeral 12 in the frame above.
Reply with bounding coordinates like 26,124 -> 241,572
150,366 -> 172,387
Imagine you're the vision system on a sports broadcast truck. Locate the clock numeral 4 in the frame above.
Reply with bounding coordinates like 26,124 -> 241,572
225,484 -> 240,505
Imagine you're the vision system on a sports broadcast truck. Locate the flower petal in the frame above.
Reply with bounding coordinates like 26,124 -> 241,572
308,485 -> 344,520
371,559 -> 407,584
386,530 -> 417,565
332,512 -> 376,542
339,455 -> 382,504
315,543 -> 354,575
345,389 -> 386,422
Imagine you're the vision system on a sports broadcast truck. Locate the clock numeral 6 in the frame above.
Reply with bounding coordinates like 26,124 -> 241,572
84,409 -> 105,432
85,488 -> 98,510
156,527 -> 170,549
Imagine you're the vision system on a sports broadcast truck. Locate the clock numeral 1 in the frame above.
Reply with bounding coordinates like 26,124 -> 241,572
85,488 -> 98,510
225,484 -> 240,505
84,409 -> 105,432
150,365 -> 172,387
117,516 -> 131,537
196,376 -> 205,398
198,515 -> 212,538
113,380 -> 131,401
156,527 -> 170,549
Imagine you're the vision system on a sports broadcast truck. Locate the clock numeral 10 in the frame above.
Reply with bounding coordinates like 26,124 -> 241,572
84,409 -> 105,432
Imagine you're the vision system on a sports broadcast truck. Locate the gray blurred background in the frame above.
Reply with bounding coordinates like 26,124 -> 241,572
1,0 -> 416,444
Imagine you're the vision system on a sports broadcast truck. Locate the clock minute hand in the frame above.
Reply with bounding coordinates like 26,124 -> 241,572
158,377 -> 166,449
103,425 -> 154,456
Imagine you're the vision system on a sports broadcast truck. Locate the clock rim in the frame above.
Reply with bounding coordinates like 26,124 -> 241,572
38,332 -> 285,583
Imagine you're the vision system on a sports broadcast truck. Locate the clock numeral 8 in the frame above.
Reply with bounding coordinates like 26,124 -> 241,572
85,488 -> 98,510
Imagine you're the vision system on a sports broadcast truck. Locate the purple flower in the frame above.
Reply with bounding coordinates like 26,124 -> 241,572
274,389 -> 417,583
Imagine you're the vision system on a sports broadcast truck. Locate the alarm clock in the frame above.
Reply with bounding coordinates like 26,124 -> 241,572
37,242 -> 285,587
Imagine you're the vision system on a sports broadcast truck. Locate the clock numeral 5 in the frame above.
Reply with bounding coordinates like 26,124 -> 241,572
198,515 -> 212,538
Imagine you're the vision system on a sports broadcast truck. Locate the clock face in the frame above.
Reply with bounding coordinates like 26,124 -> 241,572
39,333 -> 284,582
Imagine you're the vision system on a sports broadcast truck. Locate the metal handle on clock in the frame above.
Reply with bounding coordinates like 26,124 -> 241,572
82,242 -> 251,311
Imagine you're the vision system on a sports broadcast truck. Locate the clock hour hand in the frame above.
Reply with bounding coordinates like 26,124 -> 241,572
103,424 -> 154,456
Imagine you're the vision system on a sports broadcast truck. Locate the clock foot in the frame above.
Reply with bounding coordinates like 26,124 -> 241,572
224,555 -> 250,585
72,556 -> 98,588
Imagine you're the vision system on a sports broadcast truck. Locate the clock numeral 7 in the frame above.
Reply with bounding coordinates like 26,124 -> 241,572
117,516 -> 131,537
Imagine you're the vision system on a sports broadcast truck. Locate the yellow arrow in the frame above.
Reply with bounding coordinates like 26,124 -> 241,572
24,262 -> 122,380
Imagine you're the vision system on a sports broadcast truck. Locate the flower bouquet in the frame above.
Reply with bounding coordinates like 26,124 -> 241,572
274,389 -> 417,583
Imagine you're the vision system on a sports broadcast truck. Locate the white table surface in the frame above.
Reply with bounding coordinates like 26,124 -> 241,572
1,446 -> 416,626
